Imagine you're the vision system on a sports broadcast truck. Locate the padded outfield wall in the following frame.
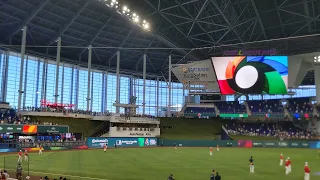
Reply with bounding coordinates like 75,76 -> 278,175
160,139 -> 320,149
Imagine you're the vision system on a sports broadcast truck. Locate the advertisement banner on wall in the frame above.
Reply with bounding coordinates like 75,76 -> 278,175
309,141 -> 320,149
277,141 -> 289,147
86,137 -> 157,148
289,141 -> 309,148
37,125 -> 69,133
171,60 -> 219,91
265,142 -> 277,148
252,142 -> 263,147
22,125 -> 37,134
238,140 -> 252,148
87,138 -> 109,148
0,125 -> 23,133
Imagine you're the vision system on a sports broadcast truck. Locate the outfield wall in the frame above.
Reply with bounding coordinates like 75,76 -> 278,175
86,137 -> 158,148
160,139 -> 320,149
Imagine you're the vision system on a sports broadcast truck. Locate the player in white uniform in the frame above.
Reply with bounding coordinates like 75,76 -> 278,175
39,145 -> 43,154
103,143 -> 107,152
24,150 -> 28,161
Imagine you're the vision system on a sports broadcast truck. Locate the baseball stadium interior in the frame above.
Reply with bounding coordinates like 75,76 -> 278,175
0,0 -> 320,179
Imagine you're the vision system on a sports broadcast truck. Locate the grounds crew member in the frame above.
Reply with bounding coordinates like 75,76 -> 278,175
16,163 -> 22,179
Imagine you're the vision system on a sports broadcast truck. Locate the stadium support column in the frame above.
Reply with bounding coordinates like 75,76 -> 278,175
75,65 -> 79,110
104,71 -> 108,112
1,51 -> 9,102
143,54 -> 146,115
22,56 -> 28,109
168,55 -> 172,117
156,77 -> 159,117
60,63 -> 65,103
54,37 -> 61,103
87,45 -> 92,111
17,26 -> 27,112
116,51 -> 120,113
35,60 -> 41,107
315,65 -> 320,103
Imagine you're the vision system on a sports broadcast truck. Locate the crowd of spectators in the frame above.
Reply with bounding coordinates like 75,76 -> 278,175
286,98 -> 313,116
22,106 -> 112,116
184,107 -> 215,114
247,100 -> 284,114
225,121 -> 319,140
215,101 -> 246,114
184,98 -> 320,119
119,113 -> 156,119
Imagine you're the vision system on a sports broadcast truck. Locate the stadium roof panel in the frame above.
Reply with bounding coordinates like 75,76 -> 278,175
0,0 -> 320,83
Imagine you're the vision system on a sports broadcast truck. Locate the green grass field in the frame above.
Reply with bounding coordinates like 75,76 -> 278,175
0,148 -> 319,180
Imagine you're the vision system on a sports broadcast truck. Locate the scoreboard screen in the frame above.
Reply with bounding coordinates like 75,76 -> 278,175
200,94 -> 221,101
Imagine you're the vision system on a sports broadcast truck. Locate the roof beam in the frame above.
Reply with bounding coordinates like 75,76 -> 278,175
210,0 -> 243,43
187,0 -> 210,36
108,29 -> 134,66
274,0 -> 286,37
7,0 -> 50,38
78,16 -> 113,56
159,0 -> 201,12
47,1 -> 90,45
174,0 -> 218,47
250,0 -> 267,39
144,0 -> 199,48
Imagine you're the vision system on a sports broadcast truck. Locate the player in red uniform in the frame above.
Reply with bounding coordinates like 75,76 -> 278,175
103,144 -> 107,152
18,150 -> 22,162
279,153 -> 283,166
304,162 -> 310,180
24,150 -> 28,161
210,147 -> 213,156
216,145 -> 219,152
285,159 -> 290,175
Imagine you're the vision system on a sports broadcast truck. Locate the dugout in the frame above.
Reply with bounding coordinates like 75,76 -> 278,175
0,124 -> 87,151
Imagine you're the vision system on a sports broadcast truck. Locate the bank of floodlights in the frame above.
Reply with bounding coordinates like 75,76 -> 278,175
314,56 -> 320,63
100,0 -> 151,31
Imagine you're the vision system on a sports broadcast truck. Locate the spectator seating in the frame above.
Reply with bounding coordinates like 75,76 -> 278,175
286,98 -> 313,115
247,100 -> 284,114
184,107 -> 215,114
214,101 -> 246,113
224,121 -> 315,140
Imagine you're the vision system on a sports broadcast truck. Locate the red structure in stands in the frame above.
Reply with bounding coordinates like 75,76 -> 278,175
40,100 -> 74,109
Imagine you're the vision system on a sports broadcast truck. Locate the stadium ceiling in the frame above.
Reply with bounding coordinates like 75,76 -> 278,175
0,0 -> 320,84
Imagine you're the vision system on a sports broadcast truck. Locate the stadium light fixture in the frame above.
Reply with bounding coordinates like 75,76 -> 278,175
314,56 -> 320,63
98,0 -> 151,31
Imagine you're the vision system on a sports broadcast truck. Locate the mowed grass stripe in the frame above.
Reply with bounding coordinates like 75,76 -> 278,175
0,148 -> 319,180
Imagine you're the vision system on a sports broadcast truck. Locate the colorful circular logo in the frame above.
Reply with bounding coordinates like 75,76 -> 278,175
217,56 -> 288,94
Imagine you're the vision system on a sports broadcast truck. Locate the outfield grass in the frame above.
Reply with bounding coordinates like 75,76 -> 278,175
0,148 -> 319,180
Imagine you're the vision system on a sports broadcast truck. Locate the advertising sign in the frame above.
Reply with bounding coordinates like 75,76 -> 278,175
289,141 -> 309,148
265,142 -> 276,147
171,60 -> 219,91
86,138 -> 109,148
278,141 -> 289,147
219,114 -> 248,118
23,125 -> 37,134
309,141 -> 320,149
86,137 -> 157,148
252,142 -> 263,147
37,125 -> 69,133
223,49 -> 277,56
238,140 -> 252,148
0,125 -> 22,133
